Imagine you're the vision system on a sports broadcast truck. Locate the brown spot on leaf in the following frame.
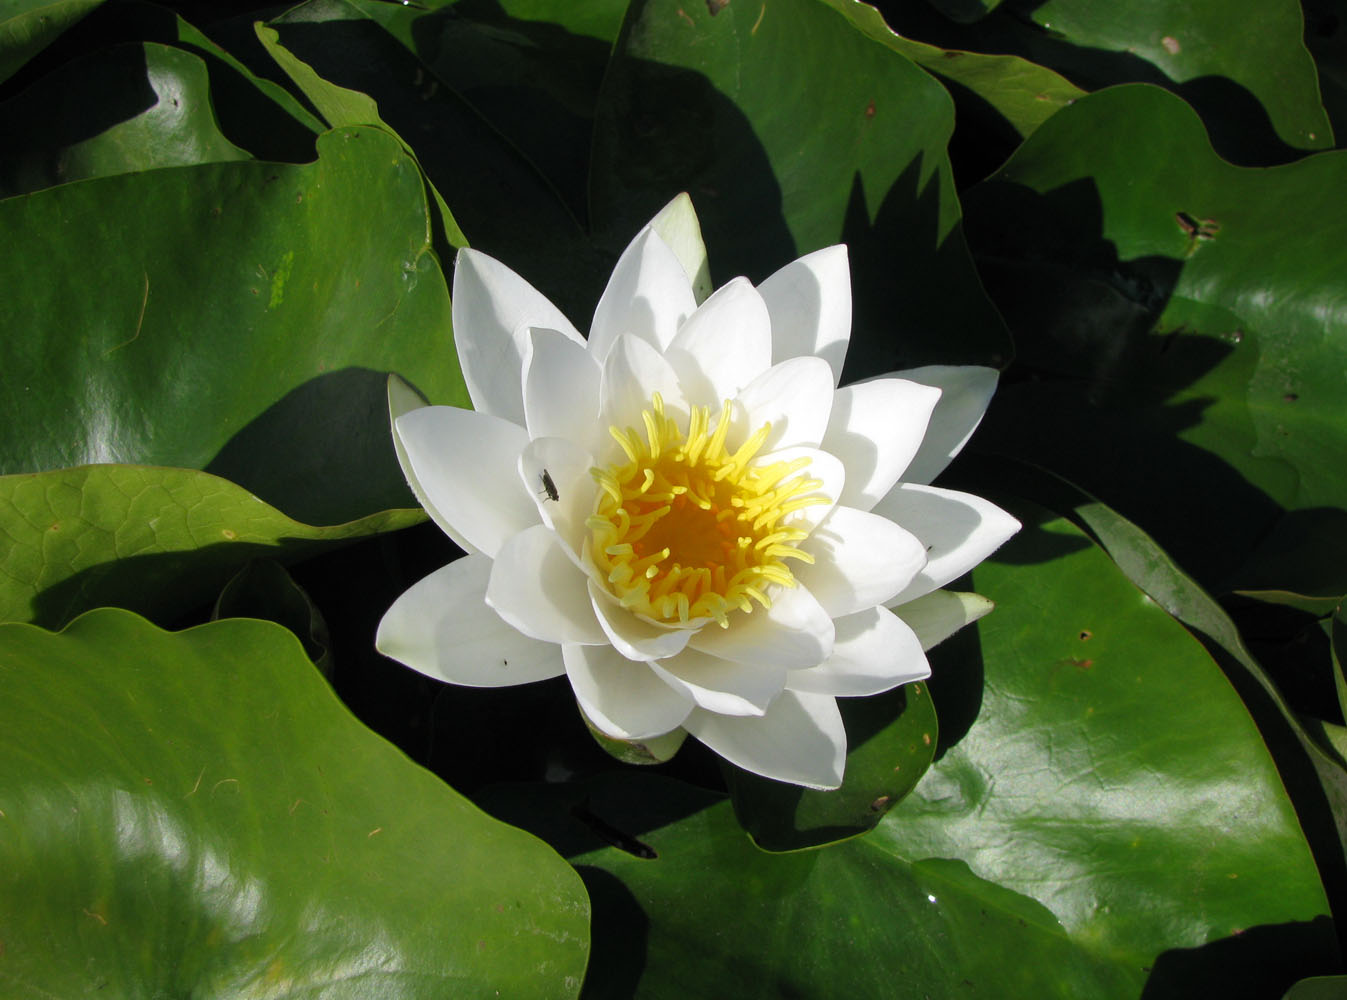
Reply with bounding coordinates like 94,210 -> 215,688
864,99 -> 876,119
1161,35 -> 1180,55
869,795 -> 892,812
706,0 -> 729,12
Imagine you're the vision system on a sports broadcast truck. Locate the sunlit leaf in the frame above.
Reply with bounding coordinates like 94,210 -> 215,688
0,608 -> 589,997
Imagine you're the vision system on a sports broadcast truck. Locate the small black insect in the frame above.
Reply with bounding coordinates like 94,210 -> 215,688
539,469 -> 559,502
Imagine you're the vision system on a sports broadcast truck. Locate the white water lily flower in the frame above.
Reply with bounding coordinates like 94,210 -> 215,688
377,195 -> 1019,790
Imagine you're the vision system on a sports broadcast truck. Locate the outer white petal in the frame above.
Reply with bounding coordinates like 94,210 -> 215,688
589,228 -> 697,362
453,248 -> 582,424
689,583 -> 834,670
822,378 -> 943,511
518,437 -> 594,562
874,483 -> 1021,605
890,590 -> 995,651
648,647 -> 786,717
523,327 -> 603,455
649,192 -> 712,304
786,605 -> 929,696
394,406 -> 535,558
685,689 -> 846,790
730,355 -> 834,453
387,375 -> 478,555
589,580 -> 694,662
752,446 -> 845,535
894,365 -> 999,485
563,643 -> 694,740
758,245 -> 851,383
486,525 -> 606,645
794,505 -> 928,618
376,556 -> 564,686
665,277 -> 773,405
600,333 -> 689,438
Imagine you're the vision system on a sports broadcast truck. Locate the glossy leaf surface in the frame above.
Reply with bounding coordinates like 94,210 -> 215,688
591,0 -> 1011,376
485,510 -> 1335,997
0,41 -> 249,198
2,125 -> 464,525
0,609 -> 589,997
0,465 -> 423,629
964,84 -> 1347,597
880,0 -> 1332,164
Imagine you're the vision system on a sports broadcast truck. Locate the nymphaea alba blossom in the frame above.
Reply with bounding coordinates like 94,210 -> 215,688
377,195 -> 1019,790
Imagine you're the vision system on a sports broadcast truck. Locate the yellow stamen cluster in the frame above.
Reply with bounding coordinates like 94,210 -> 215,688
587,393 -> 827,628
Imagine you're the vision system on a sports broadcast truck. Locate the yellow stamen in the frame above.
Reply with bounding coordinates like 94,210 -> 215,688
587,393 -> 829,628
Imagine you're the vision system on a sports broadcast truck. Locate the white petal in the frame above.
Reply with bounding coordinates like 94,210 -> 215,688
486,525 -> 606,645
685,689 -> 846,789
890,589 -> 995,651
523,328 -> 603,455
794,505 -> 927,618
518,437 -> 595,562
589,227 -> 697,362
758,245 -> 851,383
563,643 -> 694,740
730,355 -> 834,453
873,483 -> 1021,605
599,333 -> 689,439
665,278 -> 772,405
752,446 -> 845,535
893,365 -> 999,485
786,605 -> 929,696
689,583 -> 833,670
453,248 -> 582,424
387,376 -> 479,555
394,406 -> 536,558
649,192 -> 712,304
822,378 -> 942,511
648,647 -> 786,717
376,556 -> 564,686
589,580 -> 694,661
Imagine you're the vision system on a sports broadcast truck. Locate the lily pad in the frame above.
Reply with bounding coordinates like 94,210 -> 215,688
880,0 -> 1332,164
0,608 -> 589,996
962,84 -> 1347,597
482,506 -> 1335,997
0,464 -> 424,629
2,124 -> 465,526
260,0 -> 609,321
590,0 -> 1011,377
0,0 -> 102,83
0,40 -> 249,198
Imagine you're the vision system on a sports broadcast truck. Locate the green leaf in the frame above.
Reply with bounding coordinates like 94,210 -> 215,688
727,679 -> 937,850
829,0 -> 1082,133
0,608 -> 589,996
963,84 -> 1347,596
2,124 -> 465,526
260,0 -> 608,321
352,0 -> 629,223
214,558 -> 333,676
590,0 -> 1011,376
881,0 -> 1332,164
0,464 -> 424,629
0,0 -> 102,84
1284,974 -> 1347,1000
0,41 -> 250,198
945,454 -> 1347,951
484,509 -> 1335,997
